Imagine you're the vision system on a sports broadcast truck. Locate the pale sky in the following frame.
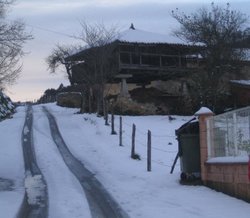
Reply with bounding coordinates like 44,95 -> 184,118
6,0 -> 250,101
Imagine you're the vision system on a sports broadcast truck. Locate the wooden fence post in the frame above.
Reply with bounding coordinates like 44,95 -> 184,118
105,112 -> 109,126
103,98 -> 106,119
147,130 -> 152,172
111,112 -> 117,135
88,90 -> 92,114
80,92 -> 85,113
131,124 -> 136,158
104,99 -> 109,126
119,116 -> 123,146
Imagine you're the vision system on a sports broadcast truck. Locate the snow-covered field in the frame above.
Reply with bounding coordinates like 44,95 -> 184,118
0,103 -> 250,218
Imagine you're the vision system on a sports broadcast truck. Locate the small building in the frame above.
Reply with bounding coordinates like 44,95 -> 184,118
64,25 -> 250,114
230,80 -> 250,107
68,24 -> 203,86
66,25 -> 204,114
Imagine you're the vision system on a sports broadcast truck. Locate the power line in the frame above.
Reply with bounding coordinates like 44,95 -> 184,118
6,18 -> 82,40
28,24 -> 82,40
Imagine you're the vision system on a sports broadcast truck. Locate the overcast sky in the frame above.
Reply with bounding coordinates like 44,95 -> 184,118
6,0 -> 250,101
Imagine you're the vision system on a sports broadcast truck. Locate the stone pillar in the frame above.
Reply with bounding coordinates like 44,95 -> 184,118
115,74 -> 132,98
195,107 -> 214,183
120,78 -> 130,98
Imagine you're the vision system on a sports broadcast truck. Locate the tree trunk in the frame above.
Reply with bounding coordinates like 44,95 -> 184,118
65,64 -> 73,85
88,86 -> 93,114
96,83 -> 104,116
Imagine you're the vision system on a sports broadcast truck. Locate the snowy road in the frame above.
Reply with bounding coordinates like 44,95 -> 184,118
42,106 -> 128,218
31,106 -> 128,218
32,106 -> 91,218
20,105 -> 48,218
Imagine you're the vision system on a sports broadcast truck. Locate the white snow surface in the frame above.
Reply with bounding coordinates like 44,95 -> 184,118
1,103 -> 250,218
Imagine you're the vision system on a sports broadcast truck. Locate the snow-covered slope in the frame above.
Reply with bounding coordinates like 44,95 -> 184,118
0,91 -> 15,120
1,103 -> 250,218
44,103 -> 250,218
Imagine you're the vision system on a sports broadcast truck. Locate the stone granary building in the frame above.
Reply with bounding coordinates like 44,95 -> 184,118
65,25 -> 250,115
65,25 -> 205,114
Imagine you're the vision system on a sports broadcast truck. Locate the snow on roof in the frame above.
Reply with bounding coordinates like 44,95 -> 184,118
230,80 -> 250,86
117,26 -> 184,44
194,107 -> 213,116
68,25 -> 197,57
244,48 -> 250,61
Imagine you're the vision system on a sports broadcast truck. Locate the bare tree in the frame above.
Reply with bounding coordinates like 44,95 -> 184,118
0,0 -> 32,89
76,22 -> 118,115
46,44 -> 83,85
46,22 -> 119,114
172,3 -> 249,112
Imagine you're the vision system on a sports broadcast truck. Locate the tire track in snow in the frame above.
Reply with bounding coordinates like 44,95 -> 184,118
18,105 -> 48,218
32,106 -> 91,218
43,106 -> 129,218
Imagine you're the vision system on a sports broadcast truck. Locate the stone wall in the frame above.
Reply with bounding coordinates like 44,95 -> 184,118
57,92 -> 82,108
205,162 -> 250,202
